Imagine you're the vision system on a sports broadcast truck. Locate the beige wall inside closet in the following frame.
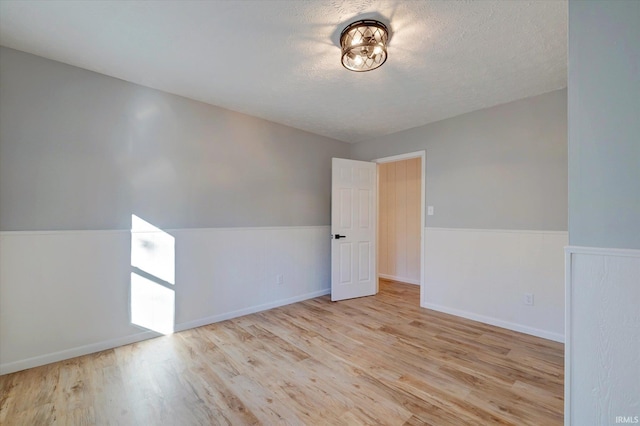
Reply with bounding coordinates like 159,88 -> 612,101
378,157 -> 421,284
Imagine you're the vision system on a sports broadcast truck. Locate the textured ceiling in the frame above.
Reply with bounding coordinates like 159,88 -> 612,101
0,0 -> 567,143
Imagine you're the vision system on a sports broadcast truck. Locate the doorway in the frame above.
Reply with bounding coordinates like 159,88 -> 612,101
374,151 -> 425,305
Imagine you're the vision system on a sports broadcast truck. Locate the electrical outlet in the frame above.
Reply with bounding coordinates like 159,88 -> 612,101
427,206 -> 434,216
524,293 -> 534,306
276,274 -> 284,285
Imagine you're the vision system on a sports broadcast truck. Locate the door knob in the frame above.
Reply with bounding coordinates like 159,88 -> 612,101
333,234 -> 346,239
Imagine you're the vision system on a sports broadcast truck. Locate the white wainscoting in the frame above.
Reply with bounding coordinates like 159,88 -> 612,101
424,227 -> 568,342
565,246 -> 640,426
0,226 -> 330,375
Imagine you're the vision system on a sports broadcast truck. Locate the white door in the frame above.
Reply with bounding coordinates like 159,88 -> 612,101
331,158 -> 377,301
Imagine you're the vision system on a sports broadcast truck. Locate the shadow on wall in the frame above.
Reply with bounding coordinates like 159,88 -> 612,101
130,214 -> 175,335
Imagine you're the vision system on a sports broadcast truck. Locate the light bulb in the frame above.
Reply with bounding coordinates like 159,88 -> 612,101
353,55 -> 363,65
373,45 -> 383,55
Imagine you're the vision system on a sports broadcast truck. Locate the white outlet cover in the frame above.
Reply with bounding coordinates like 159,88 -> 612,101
524,293 -> 534,306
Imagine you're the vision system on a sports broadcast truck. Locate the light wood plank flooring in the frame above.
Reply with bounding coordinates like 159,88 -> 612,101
0,279 -> 564,425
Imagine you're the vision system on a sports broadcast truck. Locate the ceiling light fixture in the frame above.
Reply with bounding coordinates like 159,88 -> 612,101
340,19 -> 388,72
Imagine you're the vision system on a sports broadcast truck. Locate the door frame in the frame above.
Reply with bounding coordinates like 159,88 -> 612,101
373,150 -> 426,305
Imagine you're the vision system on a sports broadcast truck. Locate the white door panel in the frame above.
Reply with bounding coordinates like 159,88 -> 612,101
331,158 -> 377,301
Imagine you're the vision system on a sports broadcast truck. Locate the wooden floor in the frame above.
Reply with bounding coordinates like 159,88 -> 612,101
0,280 -> 564,425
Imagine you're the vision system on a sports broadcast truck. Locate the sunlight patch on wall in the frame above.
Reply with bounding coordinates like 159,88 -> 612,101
131,215 -> 175,284
130,215 -> 175,334
130,272 -> 175,335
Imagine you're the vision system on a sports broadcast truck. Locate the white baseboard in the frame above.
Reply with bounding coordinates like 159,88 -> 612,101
423,302 -> 565,343
378,273 -> 420,285
0,330 -> 159,375
0,288 -> 330,375
175,288 -> 330,332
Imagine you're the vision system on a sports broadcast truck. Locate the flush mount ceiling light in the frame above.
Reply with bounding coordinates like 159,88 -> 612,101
340,19 -> 388,72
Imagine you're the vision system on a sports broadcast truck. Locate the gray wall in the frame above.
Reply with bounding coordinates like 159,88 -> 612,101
568,0 -> 640,250
351,89 -> 568,231
567,3 -> 640,424
0,47 -> 350,231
